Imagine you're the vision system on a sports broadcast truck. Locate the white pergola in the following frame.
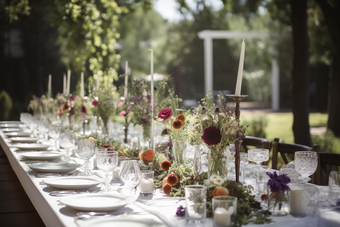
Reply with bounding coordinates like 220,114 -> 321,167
197,30 -> 280,111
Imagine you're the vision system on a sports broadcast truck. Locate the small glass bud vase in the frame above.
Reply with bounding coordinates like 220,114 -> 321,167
267,188 -> 290,216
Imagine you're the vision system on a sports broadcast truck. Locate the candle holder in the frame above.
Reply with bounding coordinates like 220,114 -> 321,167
226,95 -> 248,183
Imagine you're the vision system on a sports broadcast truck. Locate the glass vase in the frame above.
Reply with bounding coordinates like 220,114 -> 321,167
101,118 -> 109,135
193,145 -> 202,175
173,140 -> 186,165
208,147 -> 227,180
140,125 -> 151,148
267,189 -> 290,216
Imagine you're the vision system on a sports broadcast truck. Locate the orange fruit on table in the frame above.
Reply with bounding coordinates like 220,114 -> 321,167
88,137 -> 97,144
212,187 -> 230,197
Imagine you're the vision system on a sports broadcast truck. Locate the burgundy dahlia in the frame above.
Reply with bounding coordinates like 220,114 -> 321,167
201,126 -> 221,145
92,99 -> 98,106
80,105 -> 87,113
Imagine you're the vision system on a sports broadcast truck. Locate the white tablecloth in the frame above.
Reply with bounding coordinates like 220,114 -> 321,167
0,126 -> 338,227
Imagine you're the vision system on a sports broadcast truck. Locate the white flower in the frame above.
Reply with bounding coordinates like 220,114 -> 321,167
202,116 -> 209,121
211,175 -> 224,186
203,179 -> 211,186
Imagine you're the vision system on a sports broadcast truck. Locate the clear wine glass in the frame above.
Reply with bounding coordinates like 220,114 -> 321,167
328,171 -> 340,206
240,152 -> 249,183
248,149 -> 269,167
59,130 -> 75,161
48,125 -> 60,149
77,139 -> 95,176
96,149 -> 118,192
120,160 -> 142,196
294,151 -> 318,183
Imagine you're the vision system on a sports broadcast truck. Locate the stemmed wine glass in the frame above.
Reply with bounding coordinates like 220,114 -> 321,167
77,139 -> 95,176
59,130 -> 75,161
294,151 -> 318,183
248,149 -> 269,168
48,125 -> 60,149
96,149 -> 118,192
120,160 -> 142,196
328,171 -> 340,206
240,152 -> 249,183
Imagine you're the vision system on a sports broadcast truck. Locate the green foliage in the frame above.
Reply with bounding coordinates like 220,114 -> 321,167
0,90 -> 13,120
312,130 -> 339,154
243,116 -> 268,138
2,0 -> 31,22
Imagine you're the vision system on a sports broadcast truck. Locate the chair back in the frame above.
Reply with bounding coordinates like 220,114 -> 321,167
242,136 -> 272,165
271,138 -> 319,170
314,152 -> 340,185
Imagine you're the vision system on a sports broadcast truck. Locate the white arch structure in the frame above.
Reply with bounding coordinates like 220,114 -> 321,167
197,30 -> 280,111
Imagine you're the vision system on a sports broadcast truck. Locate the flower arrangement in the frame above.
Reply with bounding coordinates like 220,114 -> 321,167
128,78 -> 168,144
187,91 -> 247,178
28,95 -> 44,115
157,90 -> 190,164
91,84 -> 118,133
262,172 -> 291,216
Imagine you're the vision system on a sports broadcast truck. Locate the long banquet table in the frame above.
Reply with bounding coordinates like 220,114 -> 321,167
0,122 -> 339,227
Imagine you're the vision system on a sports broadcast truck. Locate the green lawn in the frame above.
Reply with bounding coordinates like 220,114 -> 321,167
240,111 -> 340,152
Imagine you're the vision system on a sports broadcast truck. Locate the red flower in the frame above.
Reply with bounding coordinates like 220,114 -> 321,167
63,103 -> 69,110
167,173 -> 179,186
92,99 -> 98,106
202,126 -> 221,145
158,109 -> 173,122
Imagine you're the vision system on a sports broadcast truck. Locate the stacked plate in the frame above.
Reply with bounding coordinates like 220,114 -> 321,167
21,151 -> 62,160
14,144 -> 50,151
28,162 -> 80,173
44,176 -> 102,190
10,137 -> 39,143
5,132 -> 31,137
60,193 -> 135,212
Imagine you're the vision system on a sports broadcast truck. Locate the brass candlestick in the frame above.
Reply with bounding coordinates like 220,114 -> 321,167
226,94 -> 248,183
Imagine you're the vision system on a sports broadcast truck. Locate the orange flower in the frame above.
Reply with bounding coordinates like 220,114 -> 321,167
162,183 -> 172,195
141,149 -> 155,163
162,177 -> 168,185
261,194 -> 268,201
177,114 -> 185,123
160,160 -> 172,171
167,173 -> 179,186
172,120 -> 182,129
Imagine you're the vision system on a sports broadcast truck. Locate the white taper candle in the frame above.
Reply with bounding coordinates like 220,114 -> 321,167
124,61 -> 128,100
150,49 -> 154,150
80,72 -> 84,99
63,74 -> 66,94
235,39 -> 245,96
67,70 -> 71,95
48,74 -> 52,100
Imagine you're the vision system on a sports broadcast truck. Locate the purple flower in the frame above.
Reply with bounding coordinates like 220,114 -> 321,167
266,172 -> 291,192
69,107 -> 75,115
70,95 -> 77,102
176,205 -> 185,217
168,153 -> 173,160
167,140 -> 173,147
133,95 -> 142,104
147,94 -> 151,100
126,105 -> 132,114
140,115 -> 148,124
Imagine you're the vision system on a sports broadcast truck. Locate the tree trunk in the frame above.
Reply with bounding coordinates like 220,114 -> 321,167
315,0 -> 340,136
290,0 -> 312,146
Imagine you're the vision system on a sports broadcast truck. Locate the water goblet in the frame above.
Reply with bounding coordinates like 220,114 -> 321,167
59,130 -> 75,161
120,160 -> 142,196
248,149 -> 269,167
77,139 -> 95,176
328,170 -> 340,207
240,152 -> 249,183
48,125 -> 60,149
96,149 -> 118,192
294,151 -> 318,183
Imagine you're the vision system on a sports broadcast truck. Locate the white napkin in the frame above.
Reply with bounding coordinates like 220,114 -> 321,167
134,202 -> 175,227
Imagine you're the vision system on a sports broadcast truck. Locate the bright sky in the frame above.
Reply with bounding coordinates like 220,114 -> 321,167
154,0 -> 224,22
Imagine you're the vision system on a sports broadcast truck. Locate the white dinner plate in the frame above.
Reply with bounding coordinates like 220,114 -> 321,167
10,137 -> 39,143
14,143 -> 50,151
1,128 -> 21,132
21,151 -> 62,160
44,176 -> 103,190
0,123 -> 25,128
78,216 -> 164,227
28,162 -> 80,173
5,132 -> 31,137
60,192 -> 135,212
0,121 -> 22,124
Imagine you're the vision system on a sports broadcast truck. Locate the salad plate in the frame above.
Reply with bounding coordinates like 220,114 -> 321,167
14,143 -> 50,151
21,151 -> 62,160
44,176 -> 102,190
27,162 -> 80,173
10,137 -> 39,143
